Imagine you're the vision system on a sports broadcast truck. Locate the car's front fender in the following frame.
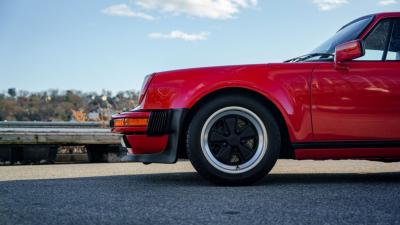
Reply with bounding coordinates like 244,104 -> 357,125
140,63 -> 316,142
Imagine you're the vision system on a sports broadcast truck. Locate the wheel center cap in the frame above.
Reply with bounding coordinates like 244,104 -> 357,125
228,135 -> 240,146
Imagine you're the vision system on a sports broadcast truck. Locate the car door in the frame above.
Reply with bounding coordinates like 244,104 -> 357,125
311,18 -> 400,141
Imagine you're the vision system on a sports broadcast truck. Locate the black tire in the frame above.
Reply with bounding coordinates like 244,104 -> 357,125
186,94 -> 281,185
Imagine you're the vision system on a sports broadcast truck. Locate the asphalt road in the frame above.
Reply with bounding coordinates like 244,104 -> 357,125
0,160 -> 400,225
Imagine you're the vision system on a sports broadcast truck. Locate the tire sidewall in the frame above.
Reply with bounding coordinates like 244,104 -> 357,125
187,95 -> 281,185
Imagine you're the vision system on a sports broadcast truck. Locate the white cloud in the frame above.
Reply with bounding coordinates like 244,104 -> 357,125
312,0 -> 348,11
148,30 -> 209,41
102,4 -> 155,20
135,0 -> 257,20
378,0 -> 398,5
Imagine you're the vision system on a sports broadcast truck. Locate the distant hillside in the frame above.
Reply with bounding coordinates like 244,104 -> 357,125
0,89 -> 139,122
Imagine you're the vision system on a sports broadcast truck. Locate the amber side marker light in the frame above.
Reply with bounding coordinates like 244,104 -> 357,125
113,118 -> 148,127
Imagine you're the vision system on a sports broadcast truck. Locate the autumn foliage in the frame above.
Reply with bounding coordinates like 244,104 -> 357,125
0,89 -> 139,122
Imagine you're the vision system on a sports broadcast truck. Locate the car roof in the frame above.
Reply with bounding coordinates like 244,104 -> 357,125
339,12 -> 400,31
373,12 -> 400,18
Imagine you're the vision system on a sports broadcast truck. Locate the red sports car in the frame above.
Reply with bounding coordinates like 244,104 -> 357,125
111,12 -> 400,185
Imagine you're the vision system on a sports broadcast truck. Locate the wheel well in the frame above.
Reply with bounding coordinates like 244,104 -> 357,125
177,88 -> 294,159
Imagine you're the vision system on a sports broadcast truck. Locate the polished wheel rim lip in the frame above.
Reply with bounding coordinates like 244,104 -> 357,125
200,106 -> 268,174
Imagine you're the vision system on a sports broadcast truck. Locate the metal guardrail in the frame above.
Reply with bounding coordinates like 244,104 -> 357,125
0,121 -> 121,145
0,121 -> 124,164
0,121 -> 108,128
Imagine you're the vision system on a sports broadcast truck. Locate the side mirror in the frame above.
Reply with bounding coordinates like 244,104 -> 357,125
335,40 -> 364,64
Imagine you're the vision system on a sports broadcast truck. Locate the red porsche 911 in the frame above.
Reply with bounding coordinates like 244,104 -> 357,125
111,12 -> 400,185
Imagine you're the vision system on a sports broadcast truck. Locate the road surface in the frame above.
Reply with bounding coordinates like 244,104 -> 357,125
0,160 -> 400,225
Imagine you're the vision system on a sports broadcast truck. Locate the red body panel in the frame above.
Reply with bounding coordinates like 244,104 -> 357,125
311,62 -> 400,141
112,12 -> 400,161
140,63 -> 315,142
125,135 -> 168,155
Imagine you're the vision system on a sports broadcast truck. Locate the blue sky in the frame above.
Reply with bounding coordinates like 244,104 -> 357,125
0,0 -> 399,93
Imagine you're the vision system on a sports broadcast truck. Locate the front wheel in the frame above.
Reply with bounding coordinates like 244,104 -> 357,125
186,95 -> 281,185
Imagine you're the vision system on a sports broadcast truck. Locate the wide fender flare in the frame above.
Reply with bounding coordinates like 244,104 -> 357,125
177,80 -> 298,141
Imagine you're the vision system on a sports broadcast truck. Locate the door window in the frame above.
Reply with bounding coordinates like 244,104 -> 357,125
356,20 -> 391,61
387,20 -> 400,61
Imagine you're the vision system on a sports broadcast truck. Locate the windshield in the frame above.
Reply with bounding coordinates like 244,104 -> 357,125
311,16 -> 374,54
